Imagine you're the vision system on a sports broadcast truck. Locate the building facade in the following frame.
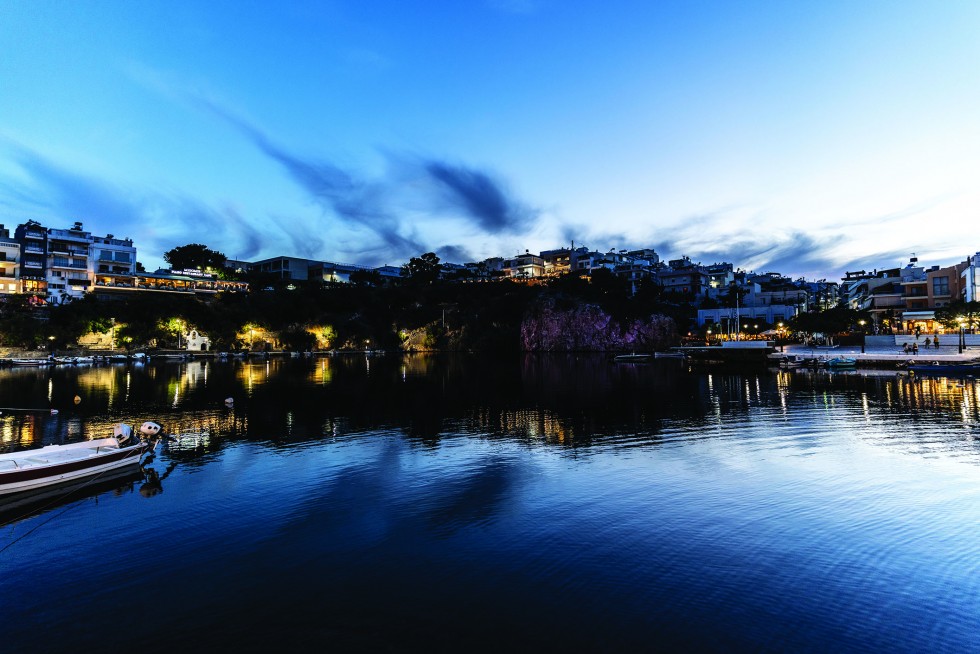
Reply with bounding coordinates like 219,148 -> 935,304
0,225 -> 20,295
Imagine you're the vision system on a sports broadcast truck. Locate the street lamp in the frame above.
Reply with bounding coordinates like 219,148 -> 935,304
47,335 -> 56,355
707,329 -> 712,345
958,318 -> 966,354
858,320 -> 866,354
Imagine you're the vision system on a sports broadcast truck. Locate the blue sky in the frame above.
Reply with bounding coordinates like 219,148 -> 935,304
2,0 -> 978,278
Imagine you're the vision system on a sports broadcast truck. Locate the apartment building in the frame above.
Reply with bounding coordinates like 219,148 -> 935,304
501,252 -> 545,279
659,257 -> 709,297
0,225 -> 20,295
92,234 -> 137,277
14,219 -> 48,297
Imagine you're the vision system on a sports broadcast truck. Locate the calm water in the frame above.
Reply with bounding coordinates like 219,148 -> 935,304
1,355 -> 979,653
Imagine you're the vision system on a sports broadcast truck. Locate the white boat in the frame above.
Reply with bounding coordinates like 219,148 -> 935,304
0,424 -> 149,496
8,359 -> 51,366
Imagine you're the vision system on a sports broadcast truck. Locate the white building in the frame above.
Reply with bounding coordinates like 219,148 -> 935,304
46,222 -> 93,303
183,329 -> 211,351
91,234 -> 137,278
963,252 -> 980,303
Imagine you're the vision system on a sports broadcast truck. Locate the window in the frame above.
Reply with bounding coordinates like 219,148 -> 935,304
933,276 -> 950,296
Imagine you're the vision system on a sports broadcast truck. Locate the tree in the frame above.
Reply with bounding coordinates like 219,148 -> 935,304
163,244 -> 227,272
401,252 -> 442,285
935,300 -> 980,332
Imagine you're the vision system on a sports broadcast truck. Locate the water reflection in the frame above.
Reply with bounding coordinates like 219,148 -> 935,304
0,355 -> 977,462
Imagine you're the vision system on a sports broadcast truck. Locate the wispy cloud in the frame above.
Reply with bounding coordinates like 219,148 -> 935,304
199,99 -> 539,262
1,140 -> 266,265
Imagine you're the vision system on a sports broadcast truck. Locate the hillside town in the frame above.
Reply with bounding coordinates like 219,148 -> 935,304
1,218 -> 979,340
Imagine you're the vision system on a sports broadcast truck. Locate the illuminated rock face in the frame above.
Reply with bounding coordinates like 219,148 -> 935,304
520,300 -> 676,351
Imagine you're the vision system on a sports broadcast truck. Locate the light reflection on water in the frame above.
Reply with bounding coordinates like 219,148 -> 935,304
0,355 -> 979,652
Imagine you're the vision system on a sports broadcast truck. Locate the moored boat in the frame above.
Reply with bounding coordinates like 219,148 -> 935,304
614,352 -> 653,363
0,424 -> 149,496
908,362 -> 980,377
825,357 -> 858,368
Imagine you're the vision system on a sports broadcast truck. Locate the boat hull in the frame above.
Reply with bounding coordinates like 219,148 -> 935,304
0,439 -> 147,496
908,364 -> 980,377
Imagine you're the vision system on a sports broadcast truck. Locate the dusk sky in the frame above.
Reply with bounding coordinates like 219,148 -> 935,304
2,0 -> 979,278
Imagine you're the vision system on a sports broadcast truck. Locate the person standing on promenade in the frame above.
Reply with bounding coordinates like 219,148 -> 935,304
913,342 -> 919,355
934,335 -> 940,349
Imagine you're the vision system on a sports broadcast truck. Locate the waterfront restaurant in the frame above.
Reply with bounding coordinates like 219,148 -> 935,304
92,269 -> 248,298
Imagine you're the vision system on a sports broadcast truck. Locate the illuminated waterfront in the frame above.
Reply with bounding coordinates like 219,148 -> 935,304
1,355 -> 979,652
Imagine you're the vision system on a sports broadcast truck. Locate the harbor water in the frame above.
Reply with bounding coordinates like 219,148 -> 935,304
1,354 -> 979,652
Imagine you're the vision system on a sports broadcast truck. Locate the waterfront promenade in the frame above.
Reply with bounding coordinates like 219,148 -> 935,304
779,338 -> 980,366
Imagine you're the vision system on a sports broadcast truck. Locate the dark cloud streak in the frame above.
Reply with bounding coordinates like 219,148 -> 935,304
425,161 -> 537,233
199,99 -> 538,263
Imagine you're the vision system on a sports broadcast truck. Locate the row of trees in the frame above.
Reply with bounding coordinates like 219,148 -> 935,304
0,247 -> 698,352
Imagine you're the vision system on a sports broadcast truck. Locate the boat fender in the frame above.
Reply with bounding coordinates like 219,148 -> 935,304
224,397 -> 234,407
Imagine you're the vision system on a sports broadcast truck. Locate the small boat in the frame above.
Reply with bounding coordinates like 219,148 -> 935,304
8,359 -> 50,366
0,424 -> 149,496
614,353 -> 653,363
825,357 -> 858,368
908,362 -> 980,377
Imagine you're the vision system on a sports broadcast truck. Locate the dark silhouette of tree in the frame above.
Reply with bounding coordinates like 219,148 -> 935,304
401,252 -> 442,284
163,244 -> 227,272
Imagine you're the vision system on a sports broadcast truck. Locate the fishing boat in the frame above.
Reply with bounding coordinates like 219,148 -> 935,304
0,423 -> 153,496
907,362 -> 980,377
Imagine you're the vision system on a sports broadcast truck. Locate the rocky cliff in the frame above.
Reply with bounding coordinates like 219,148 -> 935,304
520,299 -> 676,351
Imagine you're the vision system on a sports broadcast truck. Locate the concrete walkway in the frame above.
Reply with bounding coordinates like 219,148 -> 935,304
777,342 -> 980,365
